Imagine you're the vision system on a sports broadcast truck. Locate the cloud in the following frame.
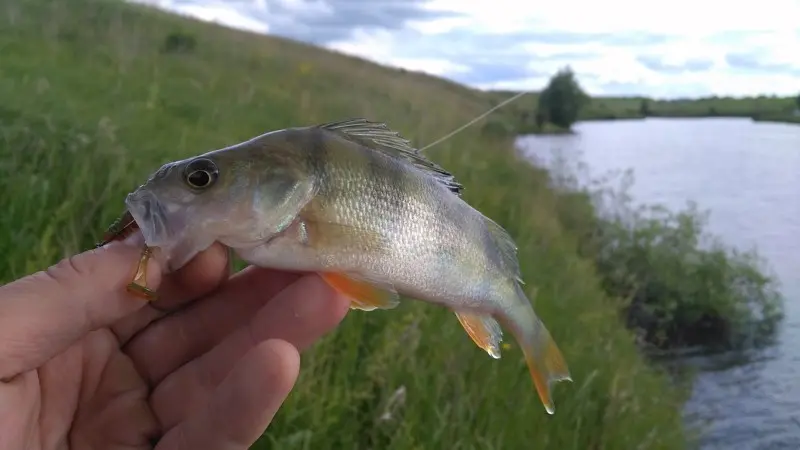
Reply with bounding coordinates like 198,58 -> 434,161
139,0 -> 461,43
522,31 -> 671,46
451,62 -> 548,86
725,51 -> 800,76
134,0 -> 271,33
726,53 -> 775,71
636,55 -> 715,74
129,0 -> 800,98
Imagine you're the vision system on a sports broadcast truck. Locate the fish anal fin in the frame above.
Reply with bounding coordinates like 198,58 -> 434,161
455,311 -> 503,359
320,272 -> 400,311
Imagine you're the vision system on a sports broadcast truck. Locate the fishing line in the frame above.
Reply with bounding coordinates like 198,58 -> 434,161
419,89 -> 533,152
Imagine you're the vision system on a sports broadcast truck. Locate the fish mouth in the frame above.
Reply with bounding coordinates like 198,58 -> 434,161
125,189 -> 172,248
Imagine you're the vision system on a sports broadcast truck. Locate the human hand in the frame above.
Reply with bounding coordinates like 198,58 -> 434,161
0,233 -> 350,449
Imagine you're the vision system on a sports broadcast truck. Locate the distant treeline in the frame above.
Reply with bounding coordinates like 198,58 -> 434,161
484,72 -> 800,134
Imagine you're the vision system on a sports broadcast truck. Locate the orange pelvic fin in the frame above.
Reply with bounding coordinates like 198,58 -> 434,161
320,272 -> 400,311
454,311 -> 503,359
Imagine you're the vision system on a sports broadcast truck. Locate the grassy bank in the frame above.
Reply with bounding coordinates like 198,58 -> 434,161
752,113 -> 800,125
488,90 -> 800,131
0,0 -> 692,448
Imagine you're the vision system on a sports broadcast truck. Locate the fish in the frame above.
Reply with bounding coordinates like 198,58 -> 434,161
115,118 -> 572,414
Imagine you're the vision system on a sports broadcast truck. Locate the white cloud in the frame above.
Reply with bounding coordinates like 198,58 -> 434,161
412,0 -> 800,97
425,0 -> 800,35
326,27 -> 470,77
130,0 -> 270,33
128,0 -> 800,98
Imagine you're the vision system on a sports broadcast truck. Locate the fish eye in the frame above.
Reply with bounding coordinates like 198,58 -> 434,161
183,158 -> 219,190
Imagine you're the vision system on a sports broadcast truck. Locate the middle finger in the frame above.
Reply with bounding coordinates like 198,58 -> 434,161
149,274 -> 349,431
124,266 -> 302,385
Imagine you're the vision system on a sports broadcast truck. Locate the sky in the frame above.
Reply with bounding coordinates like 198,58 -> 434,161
131,0 -> 800,99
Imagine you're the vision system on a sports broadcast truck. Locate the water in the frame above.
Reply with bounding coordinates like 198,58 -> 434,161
517,118 -> 800,450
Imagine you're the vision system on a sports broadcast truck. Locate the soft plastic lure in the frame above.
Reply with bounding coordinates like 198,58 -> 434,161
96,210 -> 158,301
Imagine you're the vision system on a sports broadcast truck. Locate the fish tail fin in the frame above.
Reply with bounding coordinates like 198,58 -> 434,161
481,214 -> 570,413
506,286 -> 571,415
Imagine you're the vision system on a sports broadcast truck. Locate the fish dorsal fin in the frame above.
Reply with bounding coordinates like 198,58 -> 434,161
483,215 -> 524,284
317,118 -> 463,196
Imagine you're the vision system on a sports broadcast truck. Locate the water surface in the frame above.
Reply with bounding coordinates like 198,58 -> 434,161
517,118 -> 800,450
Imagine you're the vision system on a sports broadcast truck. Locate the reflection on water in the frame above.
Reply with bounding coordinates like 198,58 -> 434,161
517,118 -> 800,450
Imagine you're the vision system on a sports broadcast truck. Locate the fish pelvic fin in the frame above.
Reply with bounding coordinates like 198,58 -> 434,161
320,272 -> 401,311
315,118 -> 463,196
504,286 -> 571,415
455,311 -> 503,359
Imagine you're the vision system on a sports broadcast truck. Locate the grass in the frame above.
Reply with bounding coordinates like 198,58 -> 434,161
0,0 -> 693,448
487,90 -> 800,133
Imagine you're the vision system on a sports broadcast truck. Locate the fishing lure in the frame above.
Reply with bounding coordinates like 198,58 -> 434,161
96,210 -> 158,301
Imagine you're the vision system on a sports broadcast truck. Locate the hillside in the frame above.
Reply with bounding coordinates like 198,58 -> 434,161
0,0 -> 688,448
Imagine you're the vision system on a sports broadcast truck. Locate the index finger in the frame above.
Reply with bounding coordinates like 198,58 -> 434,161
0,234 -> 160,380
110,242 -> 232,346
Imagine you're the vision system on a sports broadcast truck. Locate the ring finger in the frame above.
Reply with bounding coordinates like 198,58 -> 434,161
148,274 -> 349,430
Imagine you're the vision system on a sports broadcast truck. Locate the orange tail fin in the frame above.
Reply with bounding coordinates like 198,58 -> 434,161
519,322 -> 571,414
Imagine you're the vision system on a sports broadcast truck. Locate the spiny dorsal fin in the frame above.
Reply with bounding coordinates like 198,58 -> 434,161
317,118 -> 463,195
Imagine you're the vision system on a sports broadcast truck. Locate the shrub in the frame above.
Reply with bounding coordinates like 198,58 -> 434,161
544,163 -> 784,352
161,31 -> 196,54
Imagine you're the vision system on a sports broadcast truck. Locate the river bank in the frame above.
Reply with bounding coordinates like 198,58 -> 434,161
489,90 -> 800,134
518,117 -> 799,449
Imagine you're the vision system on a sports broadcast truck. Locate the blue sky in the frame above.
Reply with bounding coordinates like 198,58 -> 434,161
132,0 -> 800,99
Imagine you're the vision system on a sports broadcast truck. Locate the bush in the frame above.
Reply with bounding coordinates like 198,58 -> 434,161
543,162 -> 784,352
161,31 -> 196,54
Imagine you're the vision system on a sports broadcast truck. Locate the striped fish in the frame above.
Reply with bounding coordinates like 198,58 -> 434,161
119,118 -> 571,413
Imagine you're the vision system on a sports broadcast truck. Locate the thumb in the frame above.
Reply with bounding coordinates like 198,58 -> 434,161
0,232 -> 162,380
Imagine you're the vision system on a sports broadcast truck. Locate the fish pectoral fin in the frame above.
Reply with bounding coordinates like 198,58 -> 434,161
320,272 -> 400,311
455,311 -> 503,359
298,215 -> 390,254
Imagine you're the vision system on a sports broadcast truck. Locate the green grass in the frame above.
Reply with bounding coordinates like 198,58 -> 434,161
487,90 -> 799,133
0,0 -> 690,448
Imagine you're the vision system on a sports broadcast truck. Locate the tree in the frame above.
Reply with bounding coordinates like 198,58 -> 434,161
795,93 -> 800,110
536,67 -> 590,130
639,99 -> 651,117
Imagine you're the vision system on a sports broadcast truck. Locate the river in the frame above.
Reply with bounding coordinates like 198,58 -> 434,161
517,118 -> 800,450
